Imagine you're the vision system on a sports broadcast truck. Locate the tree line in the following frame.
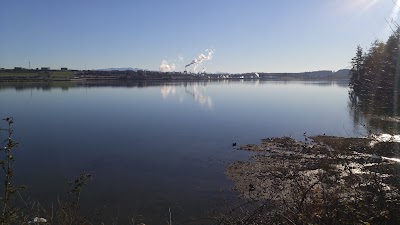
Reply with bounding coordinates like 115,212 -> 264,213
349,27 -> 400,117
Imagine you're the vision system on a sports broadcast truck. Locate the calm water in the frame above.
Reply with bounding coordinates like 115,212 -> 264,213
0,80 -> 360,223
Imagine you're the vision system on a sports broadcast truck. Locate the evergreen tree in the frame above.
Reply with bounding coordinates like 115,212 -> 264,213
349,45 -> 365,93
349,27 -> 400,116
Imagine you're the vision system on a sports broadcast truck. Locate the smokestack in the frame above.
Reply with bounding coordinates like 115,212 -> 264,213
185,49 -> 214,72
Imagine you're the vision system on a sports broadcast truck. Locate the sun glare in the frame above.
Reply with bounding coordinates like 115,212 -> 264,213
346,0 -> 380,11
382,0 -> 400,37
364,0 -> 380,10
390,0 -> 400,21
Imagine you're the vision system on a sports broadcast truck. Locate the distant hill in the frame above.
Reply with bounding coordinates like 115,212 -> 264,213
300,69 -> 350,79
332,69 -> 350,78
97,67 -> 140,71
298,69 -> 350,78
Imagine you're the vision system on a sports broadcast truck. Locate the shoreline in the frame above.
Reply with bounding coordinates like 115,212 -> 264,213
0,76 -> 349,83
0,69 -> 350,83
224,135 -> 400,224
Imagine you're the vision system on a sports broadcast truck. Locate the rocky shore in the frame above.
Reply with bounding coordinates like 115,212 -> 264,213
225,135 -> 400,224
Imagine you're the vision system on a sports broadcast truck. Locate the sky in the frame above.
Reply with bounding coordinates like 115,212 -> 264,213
1,0 -> 400,73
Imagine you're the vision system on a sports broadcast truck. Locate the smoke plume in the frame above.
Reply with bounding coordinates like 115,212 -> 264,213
159,60 -> 176,72
185,49 -> 214,72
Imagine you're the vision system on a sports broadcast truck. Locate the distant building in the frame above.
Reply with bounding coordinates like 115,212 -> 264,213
41,67 -> 50,70
14,67 -> 23,70
60,67 -> 68,71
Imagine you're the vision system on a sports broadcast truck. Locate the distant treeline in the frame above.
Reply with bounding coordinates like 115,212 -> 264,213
244,69 -> 349,79
349,27 -> 400,116
0,68 -> 349,81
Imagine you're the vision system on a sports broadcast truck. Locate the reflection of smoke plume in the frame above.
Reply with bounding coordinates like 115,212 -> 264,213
185,85 -> 213,109
185,49 -> 214,72
160,84 -> 213,109
160,86 -> 176,98
159,60 -> 176,72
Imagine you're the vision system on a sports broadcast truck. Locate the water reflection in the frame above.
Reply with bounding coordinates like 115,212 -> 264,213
184,83 -> 213,109
0,79 -> 355,224
348,90 -> 400,134
160,83 -> 213,109
347,83 -> 400,164
160,85 -> 176,98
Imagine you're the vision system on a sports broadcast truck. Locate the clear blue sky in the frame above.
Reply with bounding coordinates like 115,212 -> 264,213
1,0 -> 399,73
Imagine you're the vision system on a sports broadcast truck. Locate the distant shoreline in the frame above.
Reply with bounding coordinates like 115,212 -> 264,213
0,69 -> 350,82
0,77 -> 350,82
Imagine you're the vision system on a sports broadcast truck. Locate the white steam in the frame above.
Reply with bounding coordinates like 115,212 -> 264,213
185,49 -> 214,72
159,60 -> 176,72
